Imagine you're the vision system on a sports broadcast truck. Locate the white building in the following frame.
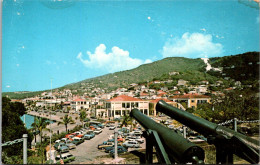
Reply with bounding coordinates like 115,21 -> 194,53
106,95 -> 149,118
71,98 -> 91,112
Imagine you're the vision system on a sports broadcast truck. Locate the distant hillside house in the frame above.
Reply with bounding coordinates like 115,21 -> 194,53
169,71 -> 179,76
71,98 -> 91,112
170,93 -> 210,109
106,95 -> 149,118
178,79 -> 188,86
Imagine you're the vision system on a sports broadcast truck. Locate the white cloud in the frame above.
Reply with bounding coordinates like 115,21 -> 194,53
16,64 -> 20,67
6,85 -> 11,88
161,32 -> 224,58
77,44 -> 152,73
200,28 -> 206,32
148,16 -> 151,20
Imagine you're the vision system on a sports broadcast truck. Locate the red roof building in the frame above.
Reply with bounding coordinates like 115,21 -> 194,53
106,95 -> 149,118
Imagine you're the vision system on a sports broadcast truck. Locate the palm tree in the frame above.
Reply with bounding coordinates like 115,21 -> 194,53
58,115 -> 75,133
120,115 -> 136,132
31,116 -> 50,143
30,117 -> 39,145
31,116 -> 50,164
79,109 -> 87,127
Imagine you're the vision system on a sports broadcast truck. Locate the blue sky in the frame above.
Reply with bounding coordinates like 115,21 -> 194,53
2,0 -> 259,92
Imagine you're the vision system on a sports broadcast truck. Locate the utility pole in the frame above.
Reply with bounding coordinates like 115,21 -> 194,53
23,134 -> 28,164
114,130 -> 118,160
50,79 -> 53,164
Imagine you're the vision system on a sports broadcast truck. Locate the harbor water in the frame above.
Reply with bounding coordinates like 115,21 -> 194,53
20,114 -> 55,129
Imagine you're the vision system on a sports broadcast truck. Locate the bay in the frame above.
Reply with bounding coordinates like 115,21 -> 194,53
20,114 -> 55,129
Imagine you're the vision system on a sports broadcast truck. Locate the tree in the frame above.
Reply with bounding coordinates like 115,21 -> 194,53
120,115 -> 136,132
195,90 -> 259,123
31,117 -> 50,144
58,115 -> 75,133
79,110 -> 87,127
2,97 -> 33,163
30,117 -> 39,146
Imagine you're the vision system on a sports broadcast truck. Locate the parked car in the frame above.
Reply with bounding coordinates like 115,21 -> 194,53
133,136 -> 144,143
55,153 -> 75,164
97,141 -> 114,150
71,137 -> 84,145
60,138 -> 70,143
84,134 -> 92,140
110,146 -> 127,157
86,131 -> 95,138
109,125 -> 116,130
123,140 -> 140,148
56,143 -> 69,153
94,129 -> 102,135
97,123 -> 104,128
104,145 -> 124,153
66,141 -> 76,150
188,136 -> 205,143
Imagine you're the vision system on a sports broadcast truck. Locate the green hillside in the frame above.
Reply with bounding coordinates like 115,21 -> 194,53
63,57 -> 206,90
3,52 -> 259,99
208,52 -> 259,83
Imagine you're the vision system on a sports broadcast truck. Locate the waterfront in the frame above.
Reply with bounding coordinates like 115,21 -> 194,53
20,114 -> 55,129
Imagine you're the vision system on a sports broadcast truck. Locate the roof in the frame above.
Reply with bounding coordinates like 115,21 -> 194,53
171,93 -> 210,99
150,98 -> 173,103
72,98 -> 86,102
107,95 -> 143,102
140,92 -> 149,96
158,90 -> 167,94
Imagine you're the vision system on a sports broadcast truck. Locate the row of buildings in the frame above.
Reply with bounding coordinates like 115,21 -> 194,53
18,92 -> 211,118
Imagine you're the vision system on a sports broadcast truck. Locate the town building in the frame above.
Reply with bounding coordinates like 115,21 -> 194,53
177,79 -> 188,86
170,93 -> 210,109
70,98 -> 91,112
106,95 -> 149,118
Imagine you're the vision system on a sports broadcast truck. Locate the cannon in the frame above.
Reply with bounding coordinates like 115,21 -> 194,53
130,108 -> 205,164
156,100 -> 260,164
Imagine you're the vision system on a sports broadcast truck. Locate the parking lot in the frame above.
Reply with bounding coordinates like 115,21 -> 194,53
53,122 -> 145,164
68,126 -> 115,163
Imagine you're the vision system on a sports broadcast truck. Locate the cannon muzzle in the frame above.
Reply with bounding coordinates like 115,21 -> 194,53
156,100 -> 260,164
130,108 -> 205,163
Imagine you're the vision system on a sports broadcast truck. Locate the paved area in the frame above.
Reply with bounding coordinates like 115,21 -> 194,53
68,127 -> 115,163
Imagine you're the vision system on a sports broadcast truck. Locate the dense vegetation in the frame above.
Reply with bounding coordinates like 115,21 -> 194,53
209,52 -> 259,83
2,97 -> 33,164
195,89 -> 259,123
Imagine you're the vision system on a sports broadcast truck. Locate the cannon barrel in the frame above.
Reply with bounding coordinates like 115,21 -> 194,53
130,108 -> 205,163
156,100 -> 260,162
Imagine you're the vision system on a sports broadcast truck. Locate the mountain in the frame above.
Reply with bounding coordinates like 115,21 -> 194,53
63,57 -> 208,90
3,52 -> 259,99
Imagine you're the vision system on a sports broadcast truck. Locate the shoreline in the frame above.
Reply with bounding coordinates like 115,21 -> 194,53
27,111 -> 62,122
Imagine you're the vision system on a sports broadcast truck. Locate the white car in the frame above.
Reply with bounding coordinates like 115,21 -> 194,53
188,136 -> 205,143
123,140 -> 140,148
109,125 -> 116,130
94,129 -> 102,134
